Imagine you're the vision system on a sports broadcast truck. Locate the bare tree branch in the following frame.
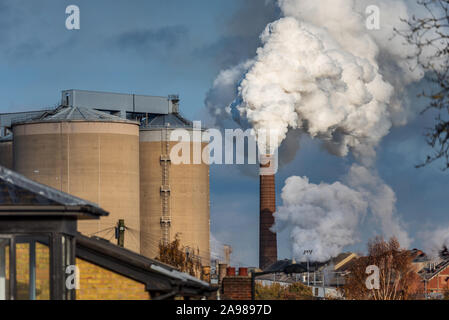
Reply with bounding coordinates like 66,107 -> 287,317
396,0 -> 449,169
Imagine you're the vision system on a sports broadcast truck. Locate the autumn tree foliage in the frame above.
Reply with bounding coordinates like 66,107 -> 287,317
157,234 -> 202,277
255,282 -> 314,300
343,237 -> 423,300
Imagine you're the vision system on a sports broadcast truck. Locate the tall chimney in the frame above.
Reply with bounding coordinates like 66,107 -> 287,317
259,154 -> 278,270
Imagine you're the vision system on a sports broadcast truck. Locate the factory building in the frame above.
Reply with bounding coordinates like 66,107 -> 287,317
0,90 -> 211,266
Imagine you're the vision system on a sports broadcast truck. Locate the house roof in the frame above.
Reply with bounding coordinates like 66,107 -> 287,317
420,259 -> 449,281
264,259 -> 313,273
75,233 -> 214,298
410,248 -> 432,264
264,253 -> 358,274
0,166 -> 108,219
256,273 -> 297,284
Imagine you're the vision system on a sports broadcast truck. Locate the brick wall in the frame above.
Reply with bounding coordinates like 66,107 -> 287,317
428,265 -> 449,294
221,276 -> 252,300
8,243 -> 151,300
15,242 -> 50,300
76,258 -> 150,300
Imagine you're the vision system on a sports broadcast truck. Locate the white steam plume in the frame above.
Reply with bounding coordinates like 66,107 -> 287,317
206,0 -> 443,259
274,176 -> 368,262
345,165 -> 411,248
235,0 -> 432,159
275,165 -> 412,262
422,227 -> 449,259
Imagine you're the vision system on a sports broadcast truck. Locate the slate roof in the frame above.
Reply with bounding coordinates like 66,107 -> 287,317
264,253 -> 358,273
0,165 -> 108,218
264,259 -> 310,273
256,273 -> 297,284
420,259 -> 449,281
76,233 -> 214,298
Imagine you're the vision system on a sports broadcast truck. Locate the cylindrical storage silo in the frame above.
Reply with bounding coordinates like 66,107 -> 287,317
12,107 -> 141,253
140,113 -> 210,266
0,134 -> 13,169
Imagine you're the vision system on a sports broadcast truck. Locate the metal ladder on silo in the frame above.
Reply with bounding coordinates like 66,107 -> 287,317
160,125 -> 171,246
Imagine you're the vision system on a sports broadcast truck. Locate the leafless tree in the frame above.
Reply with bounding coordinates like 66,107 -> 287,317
397,0 -> 449,169
343,237 -> 423,300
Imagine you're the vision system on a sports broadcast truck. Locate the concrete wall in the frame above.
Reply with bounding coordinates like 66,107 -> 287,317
0,141 -> 13,169
140,129 -> 210,265
13,122 -> 141,253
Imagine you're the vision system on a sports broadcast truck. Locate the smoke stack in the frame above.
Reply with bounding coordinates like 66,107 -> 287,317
259,154 -> 278,270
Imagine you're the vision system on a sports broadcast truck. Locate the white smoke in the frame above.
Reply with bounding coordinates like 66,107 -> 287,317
235,0 -> 431,158
274,176 -> 368,262
205,61 -> 253,129
275,164 -> 412,262
205,0 -> 443,260
345,165 -> 411,248
421,227 -> 449,259
210,234 -> 225,262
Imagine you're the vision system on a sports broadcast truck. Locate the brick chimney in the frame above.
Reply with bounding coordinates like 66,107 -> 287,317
259,154 -> 278,270
221,267 -> 252,300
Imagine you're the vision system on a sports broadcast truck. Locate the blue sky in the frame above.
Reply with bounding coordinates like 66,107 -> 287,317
0,0 -> 447,266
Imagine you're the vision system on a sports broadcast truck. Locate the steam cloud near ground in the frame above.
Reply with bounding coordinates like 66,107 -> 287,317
205,0 -> 445,261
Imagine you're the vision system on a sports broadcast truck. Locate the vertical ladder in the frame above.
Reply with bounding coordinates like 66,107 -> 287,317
160,125 -> 171,245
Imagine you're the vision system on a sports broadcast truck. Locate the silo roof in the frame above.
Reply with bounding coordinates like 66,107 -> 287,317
140,113 -> 194,130
13,106 -> 138,125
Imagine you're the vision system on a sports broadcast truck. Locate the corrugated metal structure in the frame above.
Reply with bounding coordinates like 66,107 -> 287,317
12,106 -> 141,253
140,113 -> 210,265
60,90 -> 179,115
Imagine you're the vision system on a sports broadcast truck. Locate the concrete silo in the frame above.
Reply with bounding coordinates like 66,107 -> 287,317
0,134 -> 13,169
140,113 -> 210,265
12,106 -> 141,253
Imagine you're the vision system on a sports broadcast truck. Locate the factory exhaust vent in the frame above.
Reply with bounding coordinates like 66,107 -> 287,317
259,154 -> 278,270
